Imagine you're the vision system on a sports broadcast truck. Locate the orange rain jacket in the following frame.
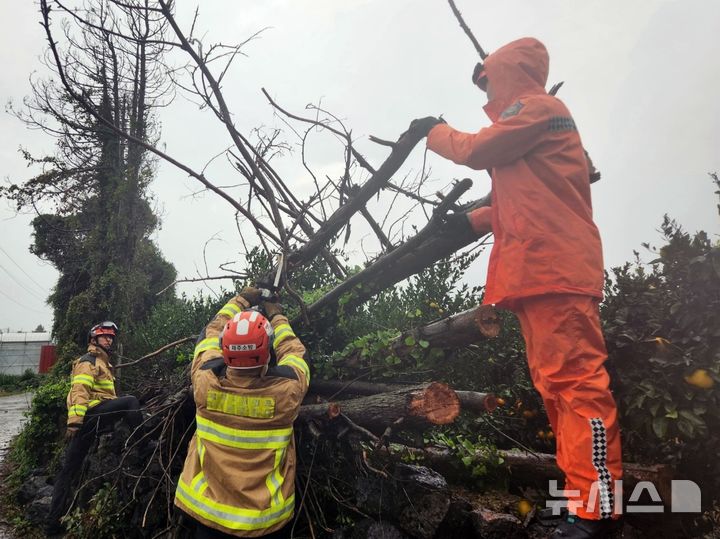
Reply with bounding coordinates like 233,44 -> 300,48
427,37 -> 604,308
66,344 -> 117,428
175,295 -> 310,537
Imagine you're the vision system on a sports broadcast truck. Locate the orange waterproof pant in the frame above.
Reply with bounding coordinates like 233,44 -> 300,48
513,294 -> 622,520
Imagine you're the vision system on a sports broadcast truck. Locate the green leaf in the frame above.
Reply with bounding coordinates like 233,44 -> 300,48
665,410 -> 678,419
404,336 -> 416,347
677,419 -> 694,438
419,340 -> 430,349
652,416 -> 668,438
678,409 -> 704,427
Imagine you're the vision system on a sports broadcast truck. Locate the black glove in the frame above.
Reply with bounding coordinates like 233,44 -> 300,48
471,62 -> 485,85
263,302 -> 283,321
409,116 -> 446,139
443,212 -> 472,234
239,287 -> 262,306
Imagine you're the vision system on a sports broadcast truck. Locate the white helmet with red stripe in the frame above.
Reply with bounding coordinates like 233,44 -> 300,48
219,310 -> 274,369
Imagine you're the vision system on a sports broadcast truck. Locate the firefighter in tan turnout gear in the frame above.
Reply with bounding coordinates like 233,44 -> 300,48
175,287 -> 310,538
46,321 -> 142,535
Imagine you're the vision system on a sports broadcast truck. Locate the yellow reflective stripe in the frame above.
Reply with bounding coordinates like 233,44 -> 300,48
194,337 -> 221,360
197,476 -> 209,495
272,324 -> 295,348
217,302 -> 242,319
190,471 -> 204,490
278,355 -> 310,382
176,479 -> 294,531
190,470 -> 210,495
265,448 -> 286,507
94,380 -> 115,389
88,399 -> 101,408
197,437 -> 206,468
69,404 -> 87,417
207,391 -> 276,419
71,374 -> 94,387
195,415 -> 292,450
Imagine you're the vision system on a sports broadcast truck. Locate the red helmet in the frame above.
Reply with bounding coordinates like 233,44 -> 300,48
88,321 -> 119,344
220,310 -> 274,369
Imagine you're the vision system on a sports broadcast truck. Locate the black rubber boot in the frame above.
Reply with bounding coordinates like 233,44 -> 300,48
550,515 -> 622,538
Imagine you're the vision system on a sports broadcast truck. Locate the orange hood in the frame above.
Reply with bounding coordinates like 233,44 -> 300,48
483,37 -> 549,121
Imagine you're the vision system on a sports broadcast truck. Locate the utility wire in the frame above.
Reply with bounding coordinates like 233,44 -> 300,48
0,263 -> 48,302
0,288 -> 51,316
0,245 -> 49,293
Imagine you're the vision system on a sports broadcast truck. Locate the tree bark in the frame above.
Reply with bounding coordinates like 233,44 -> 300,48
299,382 -> 460,434
293,180 -> 487,325
309,379 -> 498,414
499,450 -> 674,505
394,304 -> 501,349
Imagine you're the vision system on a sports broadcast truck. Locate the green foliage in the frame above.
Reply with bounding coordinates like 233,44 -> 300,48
602,177 -> 720,481
8,378 -> 69,481
0,370 -> 42,395
425,430 -> 504,482
33,205 -> 177,360
306,251 -> 486,379
63,483 -> 127,538
118,291 -> 227,390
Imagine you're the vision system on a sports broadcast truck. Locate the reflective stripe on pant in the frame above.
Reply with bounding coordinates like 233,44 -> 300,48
513,294 -> 622,520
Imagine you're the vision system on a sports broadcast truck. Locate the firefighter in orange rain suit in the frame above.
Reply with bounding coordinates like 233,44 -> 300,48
175,288 -> 310,538
419,37 -> 622,537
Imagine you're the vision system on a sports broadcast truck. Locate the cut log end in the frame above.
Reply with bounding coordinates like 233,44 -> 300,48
475,305 -> 500,338
482,394 -> 498,412
408,382 -> 460,425
328,402 -> 341,419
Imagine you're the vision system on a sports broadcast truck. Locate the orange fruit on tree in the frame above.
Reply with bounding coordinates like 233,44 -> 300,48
684,369 -> 715,389
517,500 -> 533,517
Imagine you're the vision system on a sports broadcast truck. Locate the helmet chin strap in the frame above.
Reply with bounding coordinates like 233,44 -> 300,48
91,338 -> 114,356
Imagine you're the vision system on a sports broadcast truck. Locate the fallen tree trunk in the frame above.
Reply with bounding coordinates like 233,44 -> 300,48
309,379 -> 498,413
299,382 -> 460,433
499,450 -> 674,505
394,304 -> 500,348
293,180 -> 491,326
381,446 -> 673,504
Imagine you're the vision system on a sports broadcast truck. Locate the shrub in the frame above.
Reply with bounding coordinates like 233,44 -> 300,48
8,378 -> 69,481
603,175 -> 720,489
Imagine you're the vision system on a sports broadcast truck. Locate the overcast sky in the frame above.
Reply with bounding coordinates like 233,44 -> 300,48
1,0 -> 719,333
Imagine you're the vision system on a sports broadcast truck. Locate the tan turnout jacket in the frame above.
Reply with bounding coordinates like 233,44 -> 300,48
66,344 -> 117,428
175,295 -> 310,537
